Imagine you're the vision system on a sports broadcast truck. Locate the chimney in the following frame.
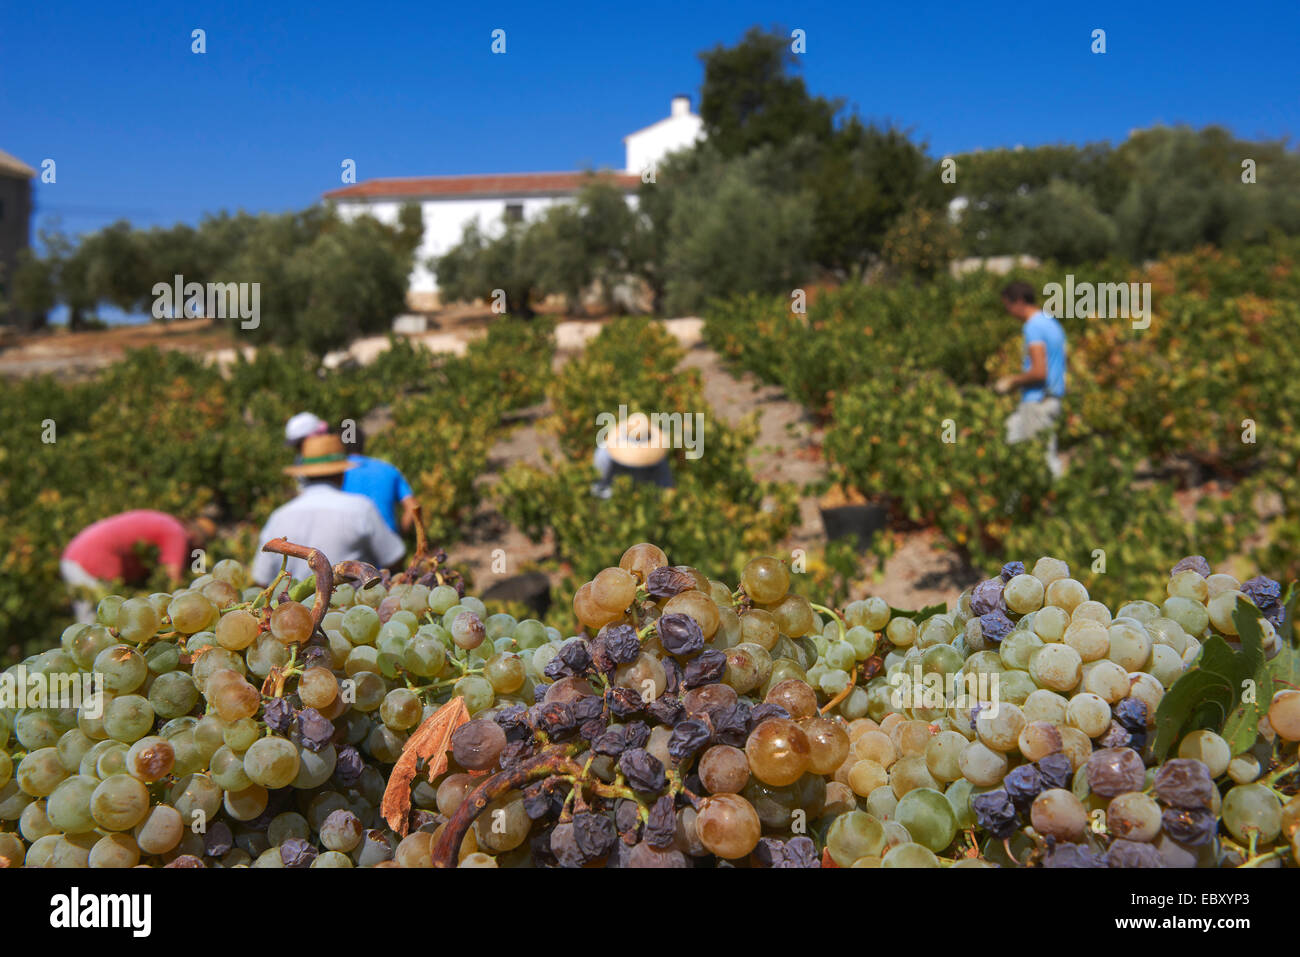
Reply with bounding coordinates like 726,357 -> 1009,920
670,95 -> 691,118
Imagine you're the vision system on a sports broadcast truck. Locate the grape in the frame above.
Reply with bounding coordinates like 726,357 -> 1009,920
47,775 -> 98,833
1221,783 -> 1283,844
1029,643 -> 1082,692
473,793 -> 530,852
90,773 -> 150,831
169,592 -> 217,634
1177,730 -> 1231,778
244,737 -> 302,789
450,611 -> 487,650
126,736 -> 175,782
116,597 -> 161,644
1066,693 -> 1111,738
148,671 -> 200,719
882,842 -> 940,867
895,787 -> 957,852
451,719 -> 507,771
695,793 -> 761,859
613,542 -> 666,584
959,741 -> 1008,787
484,652 -> 526,694
801,717 -> 850,775
1063,620 -> 1109,662
1108,791 -> 1162,842
768,594 -> 815,637
223,785 -> 270,822
822,810 -> 883,865
591,566 -> 638,613
1268,690 -> 1300,742
17,748 -> 70,797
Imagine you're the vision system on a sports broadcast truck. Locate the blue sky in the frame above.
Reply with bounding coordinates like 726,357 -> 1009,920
2,0 -> 1297,241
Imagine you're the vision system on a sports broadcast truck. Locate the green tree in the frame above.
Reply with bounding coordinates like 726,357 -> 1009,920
698,25 -> 837,158
435,217 -> 539,317
663,149 -> 813,315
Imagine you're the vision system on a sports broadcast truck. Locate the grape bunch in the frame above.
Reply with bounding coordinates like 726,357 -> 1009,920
0,543 -> 1297,869
818,554 -> 1300,867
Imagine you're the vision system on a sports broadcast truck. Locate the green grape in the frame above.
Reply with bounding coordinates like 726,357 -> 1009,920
0,751 -> 11,789
341,605 -> 381,646
513,619 -> 548,649
103,695 -> 155,743
246,635 -> 290,678
93,644 -> 148,695
894,787 -> 957,852
90,773 -> 150,831
95,742 -> 129,778
169,773 -> 223,823
17,748 -> 70,797
70,624 -> 116,670
15,711 -> 61,751
19,800 -> 55,842
292,745 -> 337,789
944,778 -> 977,829
844,625 -> 877,661
882,842 -> 941,867
144,641 -> 182,674
454,675 -> 495,715
211,745 -> 253,790
96,594 -> 125,628
116,597 -> 161,644
1221,783 -> 1283,844
46,775 -> 98,833
215,608 -> 260,651
148,671 -> 199,719
380,689 -> 423,731
349,672 -> 387,712
57,728 -> 95,773
402,636 -> 446,678
824,640 -> 856,671
485,653 -> 526,694
169,591 -> 217,634
825,811 -> 885,866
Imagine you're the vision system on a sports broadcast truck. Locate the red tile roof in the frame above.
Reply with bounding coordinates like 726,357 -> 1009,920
324,170 -> 640,201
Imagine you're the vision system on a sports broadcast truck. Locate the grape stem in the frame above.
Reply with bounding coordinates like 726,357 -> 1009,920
819,665 -> 858,715
430,742 -> 584,867
1238,847 -> 1287,868
260,538 -> 334,633
810,602 -> 846,642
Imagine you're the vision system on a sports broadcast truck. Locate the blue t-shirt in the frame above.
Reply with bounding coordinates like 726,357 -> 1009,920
342,455 -> 413,532
1021,311 -> 1067,403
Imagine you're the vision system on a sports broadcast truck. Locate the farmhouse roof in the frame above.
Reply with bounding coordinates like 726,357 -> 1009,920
0,149 -> 37,179
324,170 -> 640,202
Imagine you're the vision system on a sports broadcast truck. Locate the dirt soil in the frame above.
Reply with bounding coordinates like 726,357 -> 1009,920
3,315 -> 980,611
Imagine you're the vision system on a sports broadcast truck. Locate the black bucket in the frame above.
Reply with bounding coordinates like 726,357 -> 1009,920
819,503 -> 888,552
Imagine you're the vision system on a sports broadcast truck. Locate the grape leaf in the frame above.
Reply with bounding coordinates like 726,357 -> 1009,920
888,602 -> 948,623
1152,631 -> 1251,762
1153,591 -> 1296,760
381,696 -> 470,836
1267,585 -> 1299,692
1220,599 -> 1269,755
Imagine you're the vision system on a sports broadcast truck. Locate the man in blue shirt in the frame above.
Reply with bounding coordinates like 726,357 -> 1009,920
994,281 -> 1067,478
341,424 -> 420,533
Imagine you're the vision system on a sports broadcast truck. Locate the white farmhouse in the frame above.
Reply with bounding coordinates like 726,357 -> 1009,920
324,96 -> 704,310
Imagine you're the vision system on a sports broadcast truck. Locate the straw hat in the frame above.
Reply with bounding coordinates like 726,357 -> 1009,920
285,434 -> 358,477
605,415 -> 669,468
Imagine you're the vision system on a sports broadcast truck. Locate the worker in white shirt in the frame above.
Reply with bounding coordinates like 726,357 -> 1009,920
252,433 -> 406,585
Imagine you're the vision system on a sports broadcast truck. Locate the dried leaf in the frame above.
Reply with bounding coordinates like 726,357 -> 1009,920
381,696 -> 470,836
